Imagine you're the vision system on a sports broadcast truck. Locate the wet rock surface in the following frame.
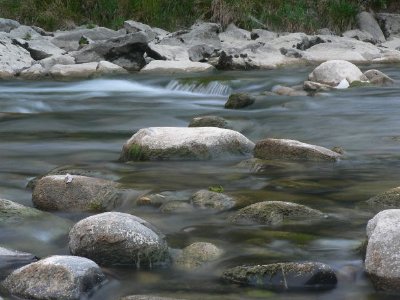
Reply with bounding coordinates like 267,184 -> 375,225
224,93 -> 256,109
174,242 -> 223,270
0,247 -> 37,280
191,189 -> 235,211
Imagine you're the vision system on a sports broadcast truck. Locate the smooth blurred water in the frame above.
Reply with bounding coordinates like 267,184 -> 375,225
1,65 -> 400,299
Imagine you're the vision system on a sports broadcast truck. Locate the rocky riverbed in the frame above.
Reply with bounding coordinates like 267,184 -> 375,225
1,10 -> 400,300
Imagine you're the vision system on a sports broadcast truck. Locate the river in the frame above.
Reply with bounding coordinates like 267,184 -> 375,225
1,65 -> 400,299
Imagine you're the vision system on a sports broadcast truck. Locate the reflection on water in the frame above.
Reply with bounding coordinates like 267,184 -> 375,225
1,65 -> 400,299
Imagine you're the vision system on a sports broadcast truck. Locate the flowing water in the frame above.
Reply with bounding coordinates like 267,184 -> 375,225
0,65 -> 400,299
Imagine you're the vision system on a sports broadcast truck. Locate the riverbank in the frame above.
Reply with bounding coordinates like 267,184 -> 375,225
1,9 -> 400,80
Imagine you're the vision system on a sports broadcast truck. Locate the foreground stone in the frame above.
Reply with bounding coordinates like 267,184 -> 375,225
222,262 -> 337,291
366,187 -> 400,211
174,242 -> 223,271
191,190 -> 235,211
2,255 -> 105,300
120,127 -> 255,161
230,201 -> 324,225
69,212 -> 169,267
365,210 -> 400,291
308,60 -> 366,86
253,138 -> 341,162
159,201 -> 194,214
140,60 -> 215,74
32,175 -> 122,212
0,247 -> 37,280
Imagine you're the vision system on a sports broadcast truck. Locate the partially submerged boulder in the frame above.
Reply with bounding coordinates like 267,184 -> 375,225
365,210 -> 400,291
191,190 -> 235,211
120,127 -> 255,161
230,201 -> 325,226
222,262 -> 337,291
32,174 -> 122,212
224,93 -> 255,109
188,116 -> 230,129
2,255 -> 105,300
363,69 -> 394,86
69,212 -> 169,267
308,60 -> 366,86
174,242 -> 223,270
254,138 -> 341,162
0,247 -> 37,280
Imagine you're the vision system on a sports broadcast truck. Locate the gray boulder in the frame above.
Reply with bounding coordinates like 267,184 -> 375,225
364,69 -> 395,86
254,138 -> 341,162
308,60 -> 366,86
222,262 -> 337,291
342,29 -> 376,44
120,127 -> 255,161
147,43 -> 189,61
0,18 -> 20,33
2,255 -> 105,300
188,115 -> 230,129
32,175 -> 122,212
366,187 -> 400,211
377,13 -> 400,38
366,209 -> 400,291
188,44 -> 214,62
251,29 -> 277,41
224,93 -> 255,109
39,54 -> 75,71
69,212 -> 169,267
0,247 -> 37,280
356,12 -> 386,43
124,20 -> 161,41
174,242 -> 223,270
191,189 -> 235,211
230,201 -> 325,225
271,85 -> 308,96
181,22 -> 221,49
0,33 -> 34,78
9,25 -> 42,39
303,81 -> 332,92
159,201 -> 194,214
73,32 -> 148,71
49,62 -> 98,79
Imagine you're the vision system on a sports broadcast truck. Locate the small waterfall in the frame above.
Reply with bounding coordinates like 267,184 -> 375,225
166,80 -> 232,96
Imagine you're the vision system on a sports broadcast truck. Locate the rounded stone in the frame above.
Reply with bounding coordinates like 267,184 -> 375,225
230,201 -> 325,226
32,175 -> 121,212
188,115 -> 230,129
222,262 -> 337,291
2,255 -> 105,300
224,93 -> 255,109
191,190 -> 235,211
174,242 -> 223,270
69,212 -> 169,267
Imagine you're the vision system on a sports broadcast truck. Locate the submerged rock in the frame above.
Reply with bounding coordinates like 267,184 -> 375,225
188,115 -> 230,129
366,187 -> 400,211
120,127 -> 254,161
2,255 -> 105,300
174,242 -> 223,270
222,262 -> 337,291
230,201 -> 324,226
69,212 -> 169,267
137,191 -> 192,207
224,93 -> 255,109
253,138 -> 341,162
159,201 -> 194,214
32,175 -> 122,212
365,209 -> 400,291
191,189 -> 235,211
308,60 -> 366,86
363,69 -> 395,86
0,247 -> 37,280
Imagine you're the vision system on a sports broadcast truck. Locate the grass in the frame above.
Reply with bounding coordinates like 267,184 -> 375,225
0,0 -> 397,32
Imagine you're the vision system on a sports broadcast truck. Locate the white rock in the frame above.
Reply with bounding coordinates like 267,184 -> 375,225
141,60 -> 214,74
96,60 -> 128,75
19,64 -> 46,80
40,54 -> 75,71
335,78 -> 350,89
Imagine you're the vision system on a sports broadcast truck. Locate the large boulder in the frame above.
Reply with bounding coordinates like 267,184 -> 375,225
188,115 -> 230,129
32,175 -> 122,212
2,255 -> 105,300
0,247 -> 37,280
377,13 -> 400,38
174,242 -> 223,270
230,201 -> 325,226
222,262 -> 337,291
191,190 -> 235,211
120,127 -> 255,161
365,210 -> 400,291
69,212 -> 169,267
356,12 -> 386,43
254,138 -> 341,162
140,60 -> 214,74
308,60 -> 366,86
73,32 -> 149,71
0,33 -> 34,78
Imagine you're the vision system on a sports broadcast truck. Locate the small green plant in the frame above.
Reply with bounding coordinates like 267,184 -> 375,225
78,36 -> 89,46
208,185 -> 224,193
129,144 -> 146,161
88,201 -> 105,212
23,32 -> 32,41
86,23 -> 96,29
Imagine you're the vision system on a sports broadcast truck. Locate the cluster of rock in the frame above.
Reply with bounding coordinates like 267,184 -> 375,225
1,10 -> 400,79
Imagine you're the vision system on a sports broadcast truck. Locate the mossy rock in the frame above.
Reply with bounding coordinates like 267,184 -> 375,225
174,242 -> 223,271
229,201 -> 325,226
366,186 -> 400,211
222,262 -> 337,291
0,198 -> 45,225
224,93 -> 255,109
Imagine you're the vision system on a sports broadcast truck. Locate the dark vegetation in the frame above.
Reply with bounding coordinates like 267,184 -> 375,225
0,0 -> 398,32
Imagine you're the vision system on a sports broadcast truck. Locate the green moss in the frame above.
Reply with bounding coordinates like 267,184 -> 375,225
349,80 -> 371,88
209,185 -> 224,193
129,144 -> 147,161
